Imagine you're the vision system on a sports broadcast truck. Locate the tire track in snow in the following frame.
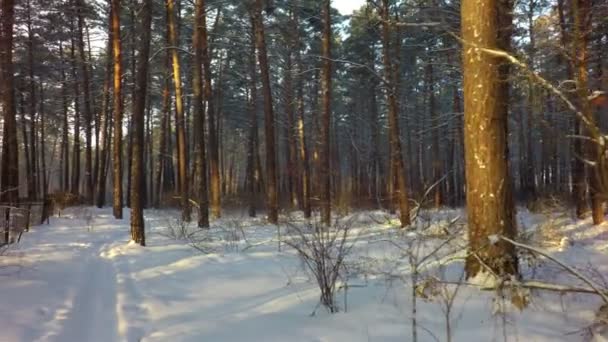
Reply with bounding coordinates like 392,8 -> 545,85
51,242 -> 119,342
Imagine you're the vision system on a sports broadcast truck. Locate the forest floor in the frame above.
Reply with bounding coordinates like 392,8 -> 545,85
0,206 -> 607,341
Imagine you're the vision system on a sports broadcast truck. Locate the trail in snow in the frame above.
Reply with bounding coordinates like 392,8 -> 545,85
0,206 -> 606,341
52,246 -> 119,342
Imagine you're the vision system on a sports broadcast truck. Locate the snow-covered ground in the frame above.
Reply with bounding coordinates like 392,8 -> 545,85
0,206 -> 607,341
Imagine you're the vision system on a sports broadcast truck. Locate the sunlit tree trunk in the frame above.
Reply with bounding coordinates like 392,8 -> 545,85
130,0 -> 152,246
380,0 -> 410,227
166,0 -> 191,221
251,0 -> 278,224
111,0 -> 124,219
192,0 -> 209,228
97,31 -> 113,208
462,0 -> 518,278
293,9 -> 311,218
573,0 -> 602,224
0,0 -> 18,204
319,0 -> 332,226
76,0 -> 94,203
199,0 -> 220,219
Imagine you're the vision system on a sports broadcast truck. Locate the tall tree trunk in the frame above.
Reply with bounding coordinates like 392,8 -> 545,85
559,0 -> 589,218
319,0 -> 332,226
380,0 -> 410,227
0,0 -> 18,205
462,0 -> 518,278
130,0 -> 152,246
76,0 -> 94,203
192,0 -> 209,228
573,0 -> 602,224
427,61 -> 443,208
167,0 -> 190,221
96,37 -> 113,208
111,0 -> 124,219
199,0 -> 220,219
26,0 -> 38,199
293,9 -> 311,218
70,18 -> 81,197
60,41 -> 70,193
39,83 -> 47,198
246,17 -> 259,218
284,49 -> 298,209
251,0 -> 278,224
0,0 -> 16,204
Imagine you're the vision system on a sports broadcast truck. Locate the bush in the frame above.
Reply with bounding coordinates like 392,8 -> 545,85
284,216 -> 357,313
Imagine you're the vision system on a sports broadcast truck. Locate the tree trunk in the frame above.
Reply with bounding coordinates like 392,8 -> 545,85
199,0 -> 220,219
251,0 -> 278,225
0,0 -> 18,205
461,0 -> 518,278
26,0 -> 38,200
192,0 -> 210,228
319,0 -> 332,226
60,41 -> 70,193
573,0 -> 602,224
70,18 -> 81,197
167,0 -> 190,221
380,0 -> 410,227
293,9 -> 311,218
246,16 -> 259,218
111,0 -> 124,219
96,36 -> 113,208
76,0 -> 94,203
130,0 -> 152,246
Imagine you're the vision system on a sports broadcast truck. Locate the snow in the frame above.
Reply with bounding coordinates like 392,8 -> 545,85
0,206 -> 607,341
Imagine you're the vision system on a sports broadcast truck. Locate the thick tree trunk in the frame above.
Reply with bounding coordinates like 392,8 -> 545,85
319,0 -> 332,226
0,0 -> 18,205
26,0 -> 38,200
246,17 -> 259,218
380,0 -> 410,227
427,62 -> 443,208
76,0 -> 94,203
130,0 -> 152,246
192,0 -> 210,228
573,0 -> 603,224
59,42 -> 70,193
462,0 -> 518,278
70,18 -> 82,197
96,37 -> 113,208
199,0 -> 220,219
293,10 -> 311,219
252,0 -> 278,225
558,0 -> 589,218
167,0 -> 191,222
111,0 -> 124,219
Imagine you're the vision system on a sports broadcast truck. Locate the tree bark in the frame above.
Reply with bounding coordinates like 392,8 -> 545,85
573,0 -> 602,224
166,0 -> 190,221
251,0 -> 278,224
130,0 -> 152,246
461,0 -> 518,278
319,0 -> 332,226
192,0 -> 210,228
76,0 -> 94,203
111,0 -> 124,219
0,0 -> 18,204
380,0 -> 411,227
70,17 -> 82,197
96,35 -> 113,208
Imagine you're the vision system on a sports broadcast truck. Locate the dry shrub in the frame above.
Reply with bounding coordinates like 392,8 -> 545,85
284,216 -> 358,313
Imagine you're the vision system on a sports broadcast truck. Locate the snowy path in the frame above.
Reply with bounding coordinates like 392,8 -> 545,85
0,206 -> 605,341
52,244 -> 119,342
0,208 -> 130,342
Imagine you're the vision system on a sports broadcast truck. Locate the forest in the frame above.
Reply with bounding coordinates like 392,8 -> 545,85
0,0 -> 607,341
